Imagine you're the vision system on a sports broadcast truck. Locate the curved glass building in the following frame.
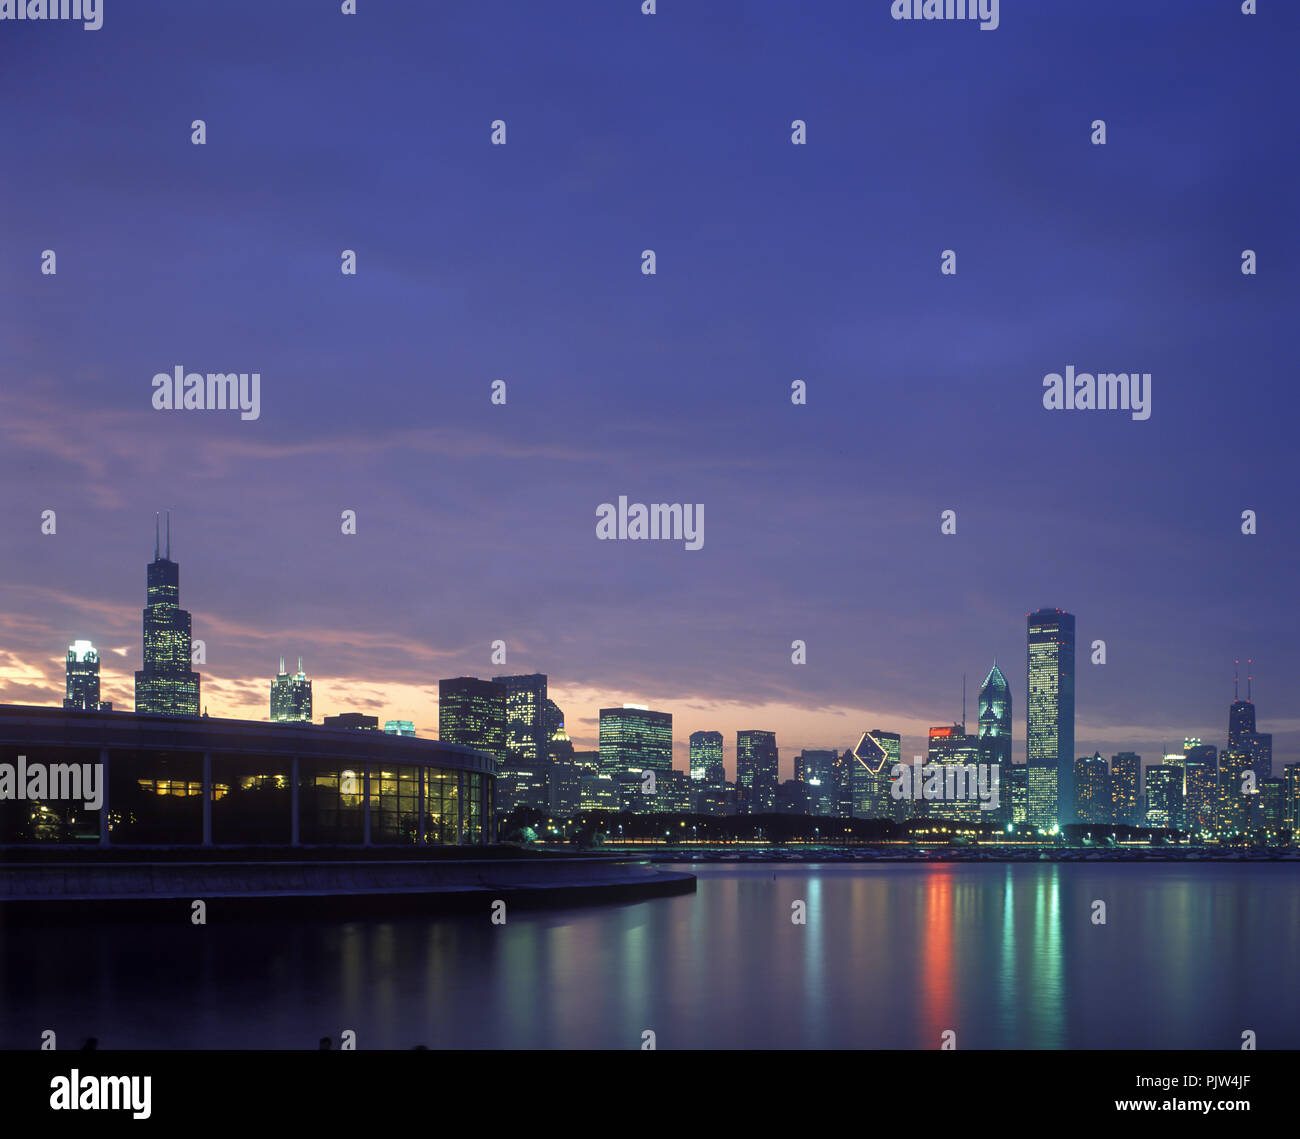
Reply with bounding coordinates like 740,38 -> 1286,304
0,704 -> 495,847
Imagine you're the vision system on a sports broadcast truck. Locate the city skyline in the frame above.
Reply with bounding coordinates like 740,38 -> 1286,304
6,520 -> 1285,792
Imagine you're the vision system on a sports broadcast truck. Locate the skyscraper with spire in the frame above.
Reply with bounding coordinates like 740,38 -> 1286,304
1219,660 -> 1271,837
270,657 -> 312,722
133,513 -> 201,716
1228,660 -> 1255,749
978,661 -> 1012,769
1230,661 -> 1272,783
978,661 -> 1012,822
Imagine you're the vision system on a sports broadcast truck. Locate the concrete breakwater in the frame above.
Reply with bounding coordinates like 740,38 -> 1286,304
0,854 -> 696,920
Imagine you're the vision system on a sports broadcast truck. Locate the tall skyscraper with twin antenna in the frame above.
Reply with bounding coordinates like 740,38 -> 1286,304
1220,660 -> 1272,837
133,513 -> 201,716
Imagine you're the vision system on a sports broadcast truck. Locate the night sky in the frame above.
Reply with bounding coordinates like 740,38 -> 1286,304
2,1 -> 1296,779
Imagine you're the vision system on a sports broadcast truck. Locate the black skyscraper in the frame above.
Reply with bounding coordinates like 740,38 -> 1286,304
133,513 -> 201,716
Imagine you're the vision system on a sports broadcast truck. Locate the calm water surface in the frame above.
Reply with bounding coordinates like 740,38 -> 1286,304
2,863 -> 1297,1049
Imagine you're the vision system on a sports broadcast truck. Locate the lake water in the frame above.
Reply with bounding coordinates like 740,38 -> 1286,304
2,862 -> 1297,1049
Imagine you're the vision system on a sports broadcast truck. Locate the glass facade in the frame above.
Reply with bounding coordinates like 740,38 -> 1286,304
600,706 -> 673,778
1074,753 -> 1109,824
736,729 -> 777,814
424,770 -> 461,844
0,709 -> 495,848
689,731 -> 724,784
925,725 -> 982,822
796,749 -> 838,818
1026,608 -> 1076,828
1109,752 -> 1141,825
0,745 -> 103,843
492,674 -> 547,812
978,663 -> 1012,778
600,705 -> 674,813
299,766 -> 366,844
213,754 -> 291,844
1144,765 -> 1180,828
465,772 -> 484,842
372,765 -> 420,843
851,730 -> 900,821
113,748 -> 204,843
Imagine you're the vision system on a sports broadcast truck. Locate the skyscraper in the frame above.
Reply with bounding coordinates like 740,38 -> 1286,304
1026,608 -> 1076,829
1229,666 -> 1272,783
977,664 -> 1011,823
1283,763 -> 1300,837
1259,778 -> 1285,842
1074,752 -> 1109,824
1160,749 -> 1187,831
1182,741 -> 1218,838
1006,763 -> 1028,825
63,640 -> 112,711
545,699 -> 580,816
926,724 -> 982,822
1228,666 -> 1255,748
1110,752 -> 1141,826
796,749 -> 838,817
833,748 -> 857,819
493,673 -> 549,812
438,676 -> 506,763
270,657 -> 312,722
736,730 -> 778,814
851,729 -> 901,820
495,674 -> 546,763
689,730 -> 725,785
1220,667 -> 1270,838
600,705 -> 673,812
133,513 -> 201,716
1144,765 -> 1180,829
1217,745 -> 1251,840
1244,731 -> 1273,785
573,749 -> 600,775
978,661 -> 1012,773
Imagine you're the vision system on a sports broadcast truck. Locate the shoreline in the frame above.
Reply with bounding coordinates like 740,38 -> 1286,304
0,852 -> 696,922
611,846 -> 1300,864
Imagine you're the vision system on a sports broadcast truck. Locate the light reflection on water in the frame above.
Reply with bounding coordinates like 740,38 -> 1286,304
1,862 -> 1296,1049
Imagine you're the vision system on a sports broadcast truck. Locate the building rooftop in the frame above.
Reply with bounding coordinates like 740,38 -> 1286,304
0,704 -> 496,773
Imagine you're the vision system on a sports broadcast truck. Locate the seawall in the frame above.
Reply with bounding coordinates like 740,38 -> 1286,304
0,853 -> 696,921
